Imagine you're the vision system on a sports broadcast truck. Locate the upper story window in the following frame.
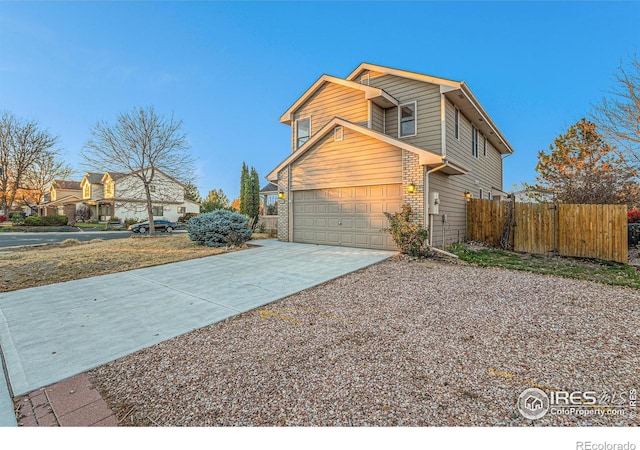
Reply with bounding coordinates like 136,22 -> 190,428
398,102 -> 417,138
472,126 -> 479,158
454,107 -> 460,140
483,136 -> 487,157
83,183 -> 91,199
334,126 -> 344,142
296,117 -> 311,149
105,181 -> 114,198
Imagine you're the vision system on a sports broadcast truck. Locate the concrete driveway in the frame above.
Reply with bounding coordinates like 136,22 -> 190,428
0,239 -> 394,425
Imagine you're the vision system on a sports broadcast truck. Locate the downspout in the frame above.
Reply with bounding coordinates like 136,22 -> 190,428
440,93 -> 447,158
424,163 -> 448,246
288,165 -> 293,242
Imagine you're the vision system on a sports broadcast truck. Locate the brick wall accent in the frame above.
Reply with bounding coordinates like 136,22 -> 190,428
277,168 -> 289,241
402,150 -> 424,226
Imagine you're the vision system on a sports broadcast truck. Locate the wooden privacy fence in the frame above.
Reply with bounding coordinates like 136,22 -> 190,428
466,199 -> 628,263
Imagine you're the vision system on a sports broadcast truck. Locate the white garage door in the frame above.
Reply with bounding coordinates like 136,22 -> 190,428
292,184 -> 402,250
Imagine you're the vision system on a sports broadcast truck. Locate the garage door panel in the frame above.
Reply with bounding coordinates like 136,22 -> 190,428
355,203 -> 368,214
387,185 -> 402,197
293,184 -> 401,250
327,218 -> 340,227
370,186 -> 385,198
327,204 -> 340,214
341,204 -> 354,214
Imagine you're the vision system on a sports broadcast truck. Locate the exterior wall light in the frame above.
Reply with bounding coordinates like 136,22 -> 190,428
278,192 -> 286,199
407,183 -> 416,193
464,191 -> 472,199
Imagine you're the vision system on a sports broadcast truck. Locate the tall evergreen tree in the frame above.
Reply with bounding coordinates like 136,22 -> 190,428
239,162 -> 249,215
248,167 -> 261,224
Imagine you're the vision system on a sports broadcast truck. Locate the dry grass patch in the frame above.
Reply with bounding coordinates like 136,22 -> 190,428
0,234 -> 234,292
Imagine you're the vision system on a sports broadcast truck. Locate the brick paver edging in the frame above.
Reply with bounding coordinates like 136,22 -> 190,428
15,374 -> 117,427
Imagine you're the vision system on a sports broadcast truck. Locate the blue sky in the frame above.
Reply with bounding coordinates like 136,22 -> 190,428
1,1 -> 639,200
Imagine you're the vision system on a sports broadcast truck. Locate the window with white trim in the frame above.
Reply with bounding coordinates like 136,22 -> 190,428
479,188 -> 483,199
296,117 -> 311,149
483,136 -> 487,157
152,205 -> 163,216
334,126 -> 344,142
454,107 -> 460,140
487,191 -> 492,200
177,206 -> 186,214
398,102 -> 417,137
472,126 -> 479,158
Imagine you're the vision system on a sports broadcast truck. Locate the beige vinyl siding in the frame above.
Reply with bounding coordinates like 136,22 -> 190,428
291,82 -> 369,152
368,74 -> 442,153
427,101 -> 504,247
291,127 -> 402,190
371,103 -> 384,132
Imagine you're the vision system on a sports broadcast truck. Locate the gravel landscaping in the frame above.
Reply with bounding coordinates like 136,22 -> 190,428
88,257 -> 640,426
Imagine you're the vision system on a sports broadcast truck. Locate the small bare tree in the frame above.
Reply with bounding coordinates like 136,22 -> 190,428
82,107 -> 195,234
0,112 -> 63,214
592,55 -> 640,166
20,152 -> 72,206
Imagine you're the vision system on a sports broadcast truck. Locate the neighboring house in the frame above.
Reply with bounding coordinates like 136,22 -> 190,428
40,169 -> 199,222
267,63 -> 514,250
50,180 -> 82,202
259,182 -> 279,234
38,180 -> 83,217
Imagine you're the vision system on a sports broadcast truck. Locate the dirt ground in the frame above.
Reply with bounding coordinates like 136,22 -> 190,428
0,235 -> 234,292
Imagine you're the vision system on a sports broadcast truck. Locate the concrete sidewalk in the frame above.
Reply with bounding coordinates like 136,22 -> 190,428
0,239 -> 394,426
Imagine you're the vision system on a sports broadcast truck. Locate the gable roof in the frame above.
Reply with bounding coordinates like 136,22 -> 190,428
346,62 -> 462,88
346,63 -> 514,155
101,172 -> 127,183
82,172 -> 104,185
52,180 -> 81,191
259,182 -> 279,194
44,195 -> 83,207
279,74 -> 398,125
267,117 -> 469,182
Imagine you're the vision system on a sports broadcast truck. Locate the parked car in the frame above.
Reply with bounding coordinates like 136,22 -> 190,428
128,219 -> 177,233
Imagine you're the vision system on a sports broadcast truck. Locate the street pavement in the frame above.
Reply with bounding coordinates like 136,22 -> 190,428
0,230 -> 154,249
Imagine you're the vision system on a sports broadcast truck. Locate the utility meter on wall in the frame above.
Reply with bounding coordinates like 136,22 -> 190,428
429,192 -> 440,215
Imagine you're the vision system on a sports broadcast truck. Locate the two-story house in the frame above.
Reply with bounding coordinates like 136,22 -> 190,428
267,63 -> 514,250
39,180 -> 83,217
40,169 -> 199,222
80,169 -> 200,222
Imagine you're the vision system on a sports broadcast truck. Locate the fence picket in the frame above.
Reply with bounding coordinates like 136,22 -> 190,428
466,200 -> 628,263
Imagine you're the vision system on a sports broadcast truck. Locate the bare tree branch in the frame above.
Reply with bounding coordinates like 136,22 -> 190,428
592,54 -> 640,165
0,111 -> 62,214
82,106 -> 195,234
